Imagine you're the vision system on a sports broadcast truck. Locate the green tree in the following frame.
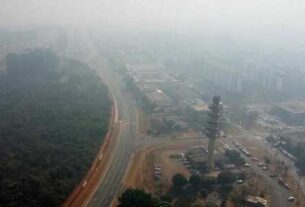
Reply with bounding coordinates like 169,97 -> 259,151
219,184 -> 233,199
189,174 -> 201,188
118,188 -> 155,207
225,150 -> 245,166
264,156 -> 271,165
201,176 -> 217,191
118,188 -> 168,207
217,171 -> 235,186
172,173 -> 188,188
0,50 -> 111,206
160,195 -> 172,203
254,203 -> 266,207
199,188 -> 209,198
204,202 -> 217,207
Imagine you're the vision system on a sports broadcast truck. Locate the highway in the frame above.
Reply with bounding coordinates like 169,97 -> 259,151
230,125 -> 304,205
88,70 -> 137,207
64,29 -> 138,207
250,158 -> 294,207
84,35 -> 138,207
225,140 -> 295,207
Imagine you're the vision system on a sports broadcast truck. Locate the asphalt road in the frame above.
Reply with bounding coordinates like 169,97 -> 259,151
83,35 -> 138,207
88,74 -> 137,207
230,125 -> 304,205
226,140 -> 295,207
63,29 -> 138,207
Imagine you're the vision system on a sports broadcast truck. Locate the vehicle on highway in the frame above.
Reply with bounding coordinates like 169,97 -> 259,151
283,183 -> 290,189
278,177 -> 290,189
262,166 -> 268,171
154,171 -> 162,175
269,174 -> 277,178
154,167 -> 161,171
251,157 -> 258,162
258,162 -> 264,167
244,163 -> 251,168
154,164 -> 162,168
241,148 -> 252,157
191,169 -> 200,175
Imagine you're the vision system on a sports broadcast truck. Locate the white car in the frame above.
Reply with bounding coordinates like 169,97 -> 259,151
262,166 -> 268,171
287,196 -> 296,202
244,163 -> 251,168
258,162 -> 264,167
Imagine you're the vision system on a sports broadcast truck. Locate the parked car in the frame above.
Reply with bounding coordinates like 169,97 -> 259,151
251,157 -> 258,162
262,166 -> 268,171
244,163 -> 251,168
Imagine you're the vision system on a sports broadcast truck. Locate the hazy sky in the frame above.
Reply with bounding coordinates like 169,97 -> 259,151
1,0 -> 305,34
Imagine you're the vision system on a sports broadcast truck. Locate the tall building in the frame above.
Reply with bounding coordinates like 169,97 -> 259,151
206,96 -> 223,170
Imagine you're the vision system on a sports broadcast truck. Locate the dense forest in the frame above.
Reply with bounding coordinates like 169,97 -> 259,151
0,49 -> 111,206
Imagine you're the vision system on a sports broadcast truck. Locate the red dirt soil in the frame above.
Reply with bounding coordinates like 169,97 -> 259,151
61,105 -> 118,207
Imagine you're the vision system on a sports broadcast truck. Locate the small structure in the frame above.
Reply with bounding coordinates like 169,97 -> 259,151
186,146 -> 226,172
186,146 -> 207,170
184,99 -> 209,130
244,196 -> 268,207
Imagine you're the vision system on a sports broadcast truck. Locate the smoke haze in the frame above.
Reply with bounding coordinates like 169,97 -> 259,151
1,0 -> 305,34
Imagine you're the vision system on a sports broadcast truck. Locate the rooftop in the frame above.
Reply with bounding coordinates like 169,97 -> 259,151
275,101 -> 305,114
162,82 -> 200,101
191,104 -> 209,112
146,89 -> 173,107
245,196 -> 268,206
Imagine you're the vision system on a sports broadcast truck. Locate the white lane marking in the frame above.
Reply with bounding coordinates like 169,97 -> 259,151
99,153 -> 103,160
82,180 -> 88,188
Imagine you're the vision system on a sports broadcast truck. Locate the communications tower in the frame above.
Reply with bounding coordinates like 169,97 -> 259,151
206,96 -> 223,170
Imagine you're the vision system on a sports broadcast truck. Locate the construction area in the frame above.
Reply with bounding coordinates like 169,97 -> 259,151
126,63 -> 210,134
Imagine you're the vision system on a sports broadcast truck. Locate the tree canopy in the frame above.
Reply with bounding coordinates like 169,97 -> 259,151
0,50 -> 111,206
118,188 -> 170,207
189,174 -> 201,188
225,149 -> 245,166
217,171 -> 235,186
172,173 -> 188,188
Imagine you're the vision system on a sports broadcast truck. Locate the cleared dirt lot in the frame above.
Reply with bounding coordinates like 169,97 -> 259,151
123,142 -> 201,193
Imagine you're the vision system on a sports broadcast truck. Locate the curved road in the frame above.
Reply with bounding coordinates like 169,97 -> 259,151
88,70 -> 137,207
83,33 -> 138,207
63,29 -> 138,207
